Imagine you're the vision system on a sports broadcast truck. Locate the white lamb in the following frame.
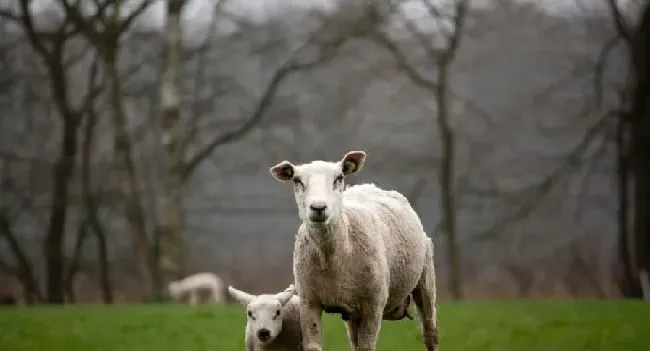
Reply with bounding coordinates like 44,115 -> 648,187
167,272 -> 225,305
228,284 -> 302,351
269,150 -> 438,351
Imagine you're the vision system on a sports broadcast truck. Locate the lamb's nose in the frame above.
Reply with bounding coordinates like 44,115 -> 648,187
309,202 -> 327,213
257,328 -> 271,341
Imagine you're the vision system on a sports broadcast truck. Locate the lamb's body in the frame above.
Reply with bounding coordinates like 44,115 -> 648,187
270,151 -> 438,351
245,295 -> 302,351
294,183 -> 427,319
167,272 -> 225,305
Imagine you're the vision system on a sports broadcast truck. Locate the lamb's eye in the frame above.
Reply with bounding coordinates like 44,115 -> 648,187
275,310 -> 281,317
293,178 -> 304,190
247,311 -> 255,320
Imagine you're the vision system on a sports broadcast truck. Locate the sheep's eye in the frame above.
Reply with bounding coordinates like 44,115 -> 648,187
333,175 -> 344,188
247,311 -> 255,320
275,310 -> 281,317
293,178 -> 304,190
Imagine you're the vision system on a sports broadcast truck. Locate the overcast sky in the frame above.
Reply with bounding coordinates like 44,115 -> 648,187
0,0 -> 639,40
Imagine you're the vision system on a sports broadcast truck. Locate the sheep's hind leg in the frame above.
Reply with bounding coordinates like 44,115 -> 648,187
354,311 -> 382,351
412,254 -> 439,351
300,302 -> 323,351
344,319 -> 359,350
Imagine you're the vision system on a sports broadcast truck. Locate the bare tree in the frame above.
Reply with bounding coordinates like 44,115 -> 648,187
82,101 -> 114,303
603,0 -> 650,299
157,0 -> 187,295
57,0 -> 156,299
367,0 -> 469,299
2,0 -> 103,303
0,210 -> 43,303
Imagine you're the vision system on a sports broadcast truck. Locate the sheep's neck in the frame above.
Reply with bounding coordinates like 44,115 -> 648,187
306,215 -> 349,257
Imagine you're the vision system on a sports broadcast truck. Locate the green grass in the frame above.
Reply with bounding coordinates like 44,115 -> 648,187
0,300 -> 647,351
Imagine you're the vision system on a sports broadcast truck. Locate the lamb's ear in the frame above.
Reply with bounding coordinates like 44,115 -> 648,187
341,151 -> 366,175
276,285 -> 296,306
228,286 -> 254,305
270,161 -> 295,182
281,284 -> 295,293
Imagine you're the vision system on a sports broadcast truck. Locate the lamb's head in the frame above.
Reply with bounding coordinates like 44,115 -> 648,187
270,151 -> 366,226
167,281 -> 182,300
228,284 -> 296,345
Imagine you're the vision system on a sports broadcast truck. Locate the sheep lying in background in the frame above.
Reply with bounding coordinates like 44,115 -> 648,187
270,151 -> 438,351
228,284 -> 302,351
167,272 -> 225,305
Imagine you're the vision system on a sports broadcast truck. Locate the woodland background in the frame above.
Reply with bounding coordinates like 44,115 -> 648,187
0,0 -> 648,304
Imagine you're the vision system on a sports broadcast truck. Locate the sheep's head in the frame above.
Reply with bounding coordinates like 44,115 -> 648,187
228,284 -> 296,345
269,151 -> 366,226
167,281 -> 182,300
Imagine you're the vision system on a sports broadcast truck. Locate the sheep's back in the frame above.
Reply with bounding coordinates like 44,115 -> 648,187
343,183 -> 428,309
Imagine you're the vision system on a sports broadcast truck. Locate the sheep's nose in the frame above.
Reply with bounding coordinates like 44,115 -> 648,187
257,328 -> 271,341
309,202 -> 327,214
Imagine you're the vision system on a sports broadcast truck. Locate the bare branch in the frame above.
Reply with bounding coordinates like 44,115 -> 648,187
473,114 -> 611,241
438,0 -> 468,65
182,31 -> 351,180
594,36 -> 622,110
119,0 -> 156,33
605,0 -> 633,44
370,31 -> 437,91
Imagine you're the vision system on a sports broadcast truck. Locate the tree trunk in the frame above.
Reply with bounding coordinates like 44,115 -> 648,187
0,215 -> 43,302
81,109 -> 113,303
615,112 -> 641,297
436,66 -> 462,300
157,0 -> 186,298
44,120 -> 79,304
103,48 -> 153,300
629,2 -> 650,298
64,220 -> 90,303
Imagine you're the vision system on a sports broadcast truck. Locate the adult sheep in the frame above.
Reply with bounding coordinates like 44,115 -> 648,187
269,151 -> 438,351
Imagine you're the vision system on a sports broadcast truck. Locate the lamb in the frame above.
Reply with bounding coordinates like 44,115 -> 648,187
269,150 -> 438,351
228,284 -> 302,351
167,272 -> 225,305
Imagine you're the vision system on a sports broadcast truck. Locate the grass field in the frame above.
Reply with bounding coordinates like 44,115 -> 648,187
0,300 -> 647,351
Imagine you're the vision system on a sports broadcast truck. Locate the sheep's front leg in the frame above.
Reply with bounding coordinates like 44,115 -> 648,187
300,302 -> 323,351
344,319 -> 359,350
354,310 -> 382,351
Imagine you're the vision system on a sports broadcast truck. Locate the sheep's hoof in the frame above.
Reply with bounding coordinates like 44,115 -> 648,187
304,344 -> 322,351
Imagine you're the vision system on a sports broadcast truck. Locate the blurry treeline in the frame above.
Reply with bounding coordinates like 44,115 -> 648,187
0,0 -> 648,303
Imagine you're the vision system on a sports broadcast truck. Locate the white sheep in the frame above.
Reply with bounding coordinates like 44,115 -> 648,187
270,150 -> 438,351
167,272 -> 225,305
228,284 -> 302,351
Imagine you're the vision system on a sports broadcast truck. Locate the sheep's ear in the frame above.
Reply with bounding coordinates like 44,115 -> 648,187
276,285 -> 296,306
270,161 -> 295,182
228,286 -> 254,305
341,151 -> 366,175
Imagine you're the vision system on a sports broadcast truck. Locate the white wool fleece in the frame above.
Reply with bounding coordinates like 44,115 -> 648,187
269,151 -> 439,351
